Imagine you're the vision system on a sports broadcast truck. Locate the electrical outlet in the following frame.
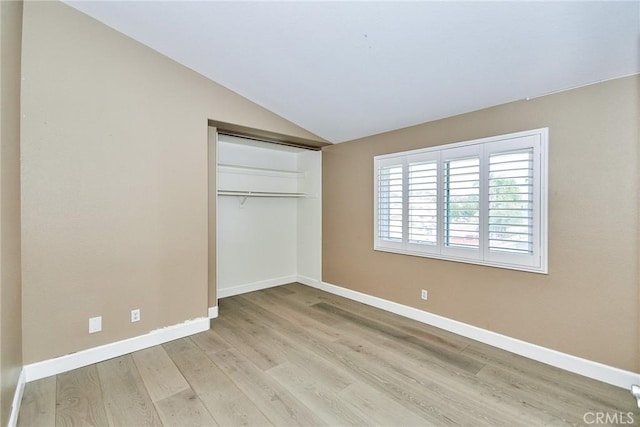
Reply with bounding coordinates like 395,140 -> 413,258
89,316 -> 102,333
421,289 -> 428,300
131,309 -> 141,323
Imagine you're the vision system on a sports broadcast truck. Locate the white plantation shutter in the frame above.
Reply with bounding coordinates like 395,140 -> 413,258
444,157 -> 480,250
482,135 -> 543,269
488,149 -> 534,254
408,161 -> 438,245
374,128 -> 547,273
376,161 -> 403,244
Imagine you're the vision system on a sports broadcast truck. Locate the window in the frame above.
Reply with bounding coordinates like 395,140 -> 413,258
374,128 -> 548,273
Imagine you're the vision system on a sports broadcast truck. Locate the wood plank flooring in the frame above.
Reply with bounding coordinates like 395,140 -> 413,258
18,283 -> 639,426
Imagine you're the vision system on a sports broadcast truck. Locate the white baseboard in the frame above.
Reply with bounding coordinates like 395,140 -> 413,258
24,317 -> 210,382
296,275 -> 322,288
8,369 -> 26,427
208,305 -> 219,319
218,275 -> 297,299
307,280 -> 640,390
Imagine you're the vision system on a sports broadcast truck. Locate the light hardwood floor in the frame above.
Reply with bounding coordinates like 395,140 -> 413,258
18,283 -> 638,426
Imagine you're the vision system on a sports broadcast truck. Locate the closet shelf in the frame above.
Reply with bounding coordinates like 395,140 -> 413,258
217,190 -> 307,198
218,163 -> 304,178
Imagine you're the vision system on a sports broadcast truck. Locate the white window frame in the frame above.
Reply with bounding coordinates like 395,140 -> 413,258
374,128 -> 548,274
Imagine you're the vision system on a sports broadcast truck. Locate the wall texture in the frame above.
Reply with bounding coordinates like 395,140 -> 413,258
0,0 -> 24,424
21,1 -> 323,364
323,75 -> 639,372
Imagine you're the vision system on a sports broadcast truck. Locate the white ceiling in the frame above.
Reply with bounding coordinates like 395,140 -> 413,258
65,1 -> 639,144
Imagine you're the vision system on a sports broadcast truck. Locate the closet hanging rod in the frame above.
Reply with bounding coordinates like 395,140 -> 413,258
217,190 -> 307,198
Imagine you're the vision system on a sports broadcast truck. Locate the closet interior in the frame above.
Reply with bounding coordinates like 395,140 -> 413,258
215,132 -> 322,299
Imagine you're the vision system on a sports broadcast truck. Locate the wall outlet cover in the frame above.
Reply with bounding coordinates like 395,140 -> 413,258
89,316 -> 102,333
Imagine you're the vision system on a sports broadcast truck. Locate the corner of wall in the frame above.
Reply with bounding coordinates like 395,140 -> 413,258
0,0 -> 24,425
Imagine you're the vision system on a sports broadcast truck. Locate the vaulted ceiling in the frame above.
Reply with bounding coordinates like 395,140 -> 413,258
65,1 -> 639,143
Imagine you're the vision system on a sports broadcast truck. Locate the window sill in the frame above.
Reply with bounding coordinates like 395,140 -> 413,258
373,246 -> 548,274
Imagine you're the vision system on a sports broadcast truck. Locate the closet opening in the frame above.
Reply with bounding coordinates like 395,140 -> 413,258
209,127 -> 322,310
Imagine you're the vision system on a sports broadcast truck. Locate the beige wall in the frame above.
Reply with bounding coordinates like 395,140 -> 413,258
0,0 -> 24,424
323,75 -> 639,372
21,1 -> 323,364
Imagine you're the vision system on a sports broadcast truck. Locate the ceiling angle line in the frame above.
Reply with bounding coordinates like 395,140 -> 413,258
525,72 -> 640,101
